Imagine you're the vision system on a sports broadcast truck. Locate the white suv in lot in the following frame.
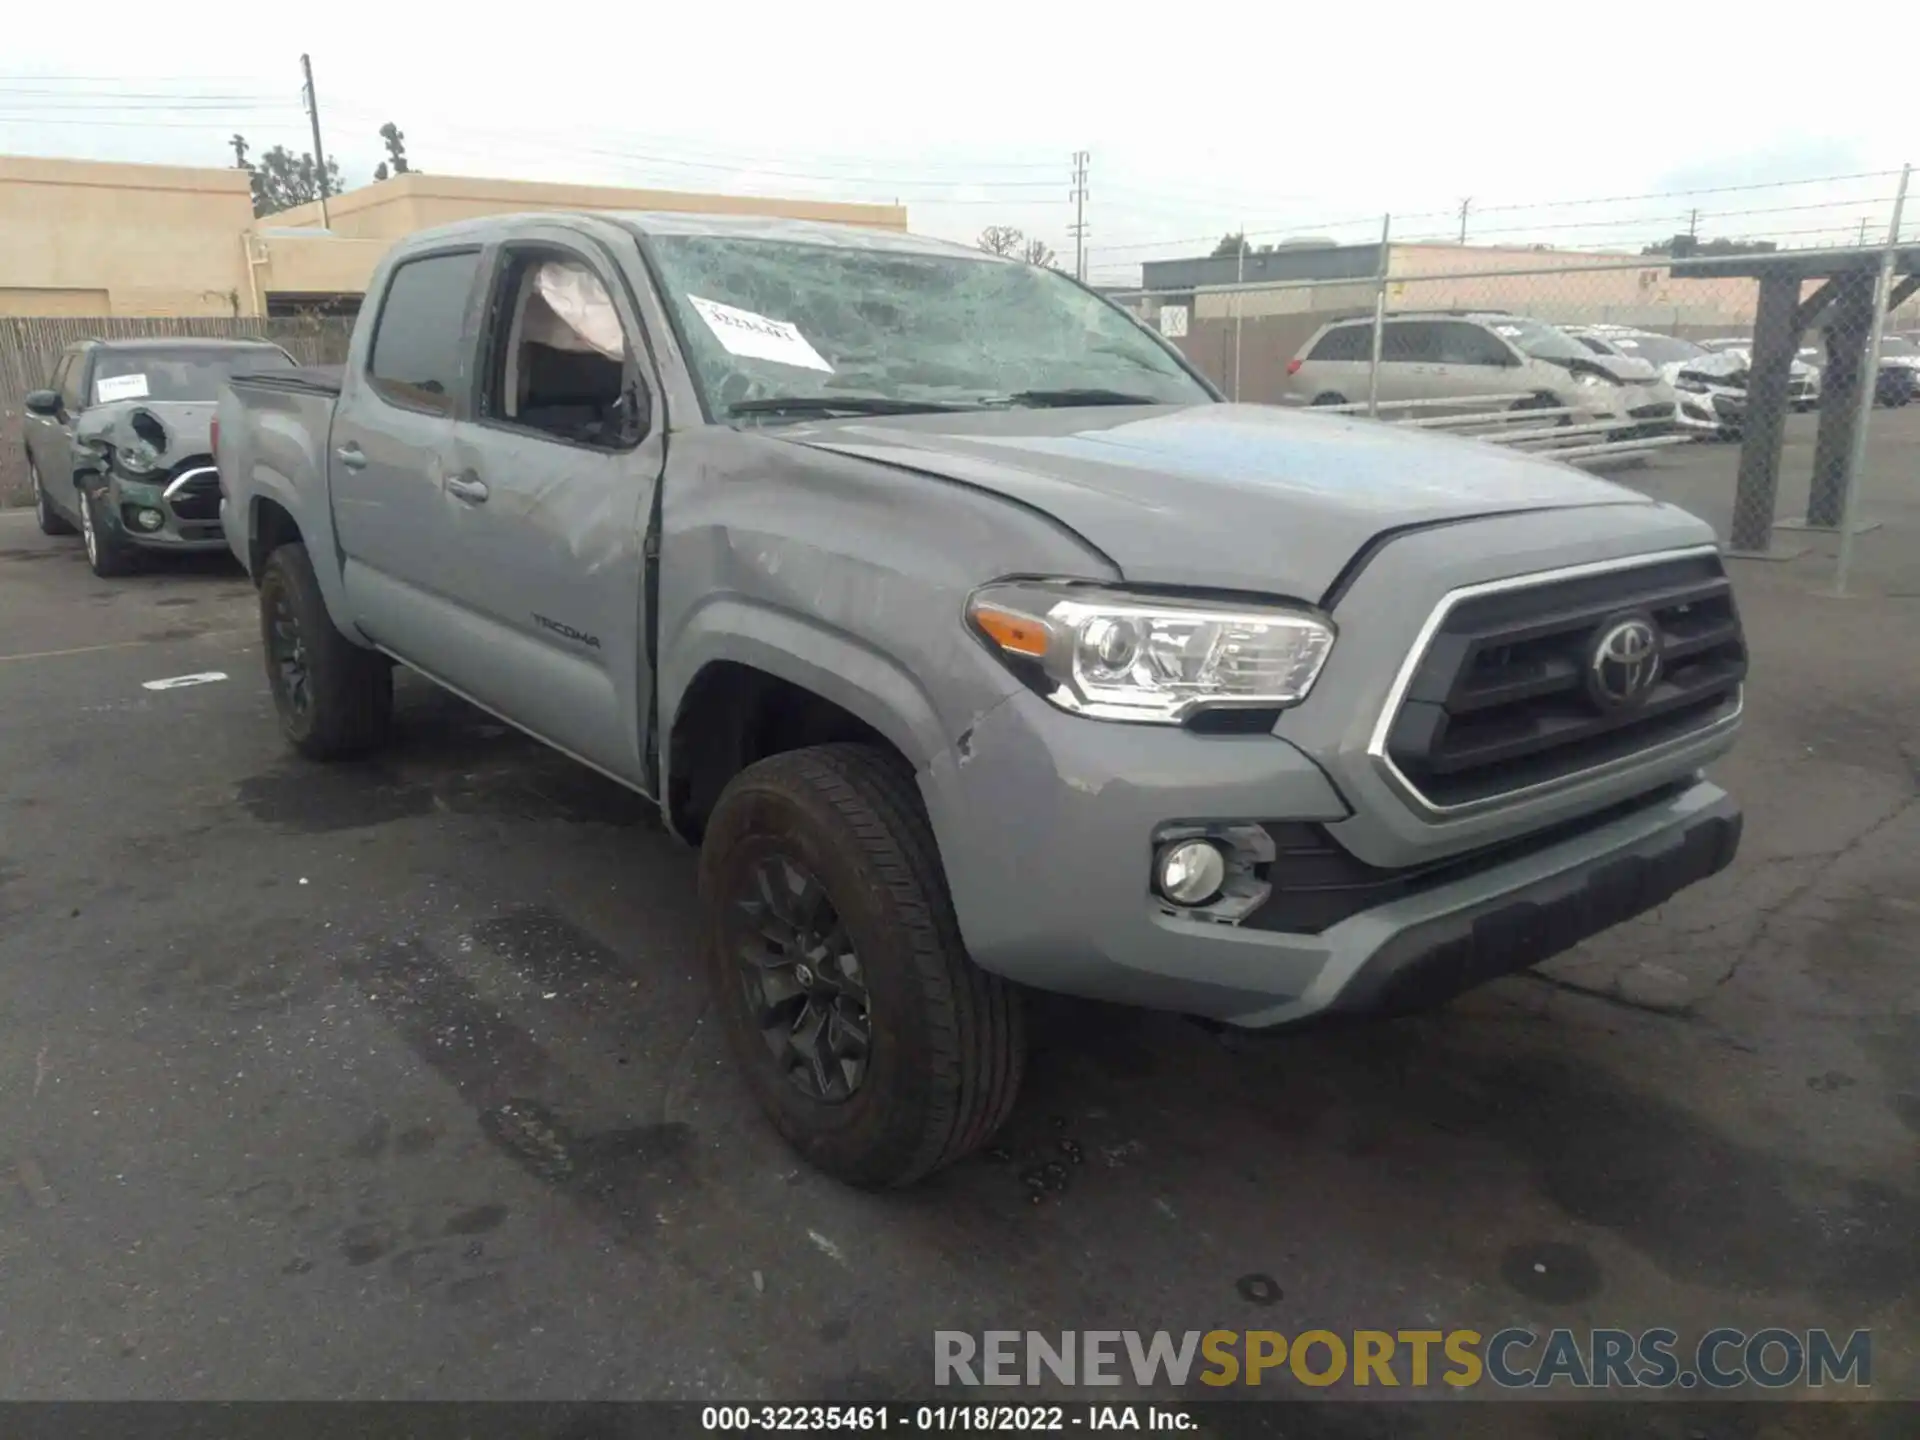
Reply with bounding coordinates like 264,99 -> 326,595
1284,311 -> 1678,435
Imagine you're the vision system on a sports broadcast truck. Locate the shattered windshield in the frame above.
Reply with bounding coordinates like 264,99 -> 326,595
1601,333 -> 1703,367
642,234 -> 1211,418
89,346 -> 294,405
1480,317 -> 1589,363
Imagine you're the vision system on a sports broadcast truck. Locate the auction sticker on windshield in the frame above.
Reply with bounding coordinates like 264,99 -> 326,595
95,374 -> 150,403
688,295 -> 833,372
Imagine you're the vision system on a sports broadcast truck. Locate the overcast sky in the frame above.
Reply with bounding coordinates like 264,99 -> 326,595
2,0 -> 1908,282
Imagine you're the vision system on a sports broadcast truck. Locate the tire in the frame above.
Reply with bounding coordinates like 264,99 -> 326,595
700,743 -> 1025,1188
79,484 -> 137,577
29,458 -> 74,537
258,541 -> 393,759
1512,392 -> 1571,425
1310,392 -> 1348,408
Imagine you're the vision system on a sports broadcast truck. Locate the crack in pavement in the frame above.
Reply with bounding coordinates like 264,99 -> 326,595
1710,790 -> 1920,994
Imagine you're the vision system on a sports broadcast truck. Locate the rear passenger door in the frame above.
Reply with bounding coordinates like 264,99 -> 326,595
330,247 -> 484,651
1378,321 -> 1445,406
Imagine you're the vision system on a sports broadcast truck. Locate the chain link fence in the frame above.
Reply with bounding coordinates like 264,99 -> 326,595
1113,229 -> 1920,570
1,314 -> 355,507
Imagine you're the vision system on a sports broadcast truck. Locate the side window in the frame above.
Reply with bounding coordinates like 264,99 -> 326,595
56,353 -> 86,411
1380,321 -> 1438,363
478,250 -> 645,447
1309,325 -> 1367,363
367,251 -> 482,414
1436,322 -> 1514,367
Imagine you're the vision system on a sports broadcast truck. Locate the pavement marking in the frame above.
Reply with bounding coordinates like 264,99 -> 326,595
15,1158 -> 57,1210
0,628 -> 249,666
142,671 -> 229,691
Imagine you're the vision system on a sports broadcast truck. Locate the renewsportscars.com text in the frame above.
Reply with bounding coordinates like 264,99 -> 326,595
934,1328 -> 1872,1390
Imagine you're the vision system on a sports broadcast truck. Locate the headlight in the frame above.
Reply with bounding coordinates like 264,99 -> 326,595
1576,370 -> 1616,388
966,581 -> 1335,724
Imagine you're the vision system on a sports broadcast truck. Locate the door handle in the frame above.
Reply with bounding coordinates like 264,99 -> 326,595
446,473 -> 490,504
335,444 -> 368,471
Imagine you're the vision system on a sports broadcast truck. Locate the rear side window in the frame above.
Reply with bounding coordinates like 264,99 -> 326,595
56,352 -> 86,410
1308,325 -> 1368,362
1381,321 -> 1440,363
368,251 -> 482,414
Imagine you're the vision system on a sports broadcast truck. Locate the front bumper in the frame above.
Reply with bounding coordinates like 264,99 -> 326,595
104,470 -> 229,552
922,687 -> 1741,1030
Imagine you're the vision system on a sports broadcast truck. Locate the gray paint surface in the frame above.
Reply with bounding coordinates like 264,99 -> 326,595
217,210 -> 1741,1026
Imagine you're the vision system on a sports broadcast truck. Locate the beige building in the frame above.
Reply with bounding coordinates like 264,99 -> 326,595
0,154 -> 909,319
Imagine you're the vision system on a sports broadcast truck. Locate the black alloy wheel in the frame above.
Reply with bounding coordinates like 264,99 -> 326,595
728,851 -> 872,1103
267,582 -> 312,721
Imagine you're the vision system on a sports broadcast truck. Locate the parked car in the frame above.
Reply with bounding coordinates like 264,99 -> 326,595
218,214 -> 1747,1188
21,338 -> 298,576
1565,326 -> 1737,436
1285,311 -> 1677,437
1572,328 -> 1820,436
1714,334 -> 1914,408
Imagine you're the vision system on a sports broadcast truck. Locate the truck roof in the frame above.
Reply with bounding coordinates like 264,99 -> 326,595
396,210 -> 996,262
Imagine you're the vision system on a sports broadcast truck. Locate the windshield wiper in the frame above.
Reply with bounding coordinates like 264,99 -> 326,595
727,395 -> 977,419
996,388 -> 1164,408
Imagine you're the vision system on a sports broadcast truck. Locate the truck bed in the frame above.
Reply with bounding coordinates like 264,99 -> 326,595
231,364 -> 343,398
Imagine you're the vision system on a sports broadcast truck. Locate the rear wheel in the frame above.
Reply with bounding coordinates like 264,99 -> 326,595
29,459 -> 74,537
79,485 -> 137,577
700,743 -> 1025,1188
258,541 -> 393,759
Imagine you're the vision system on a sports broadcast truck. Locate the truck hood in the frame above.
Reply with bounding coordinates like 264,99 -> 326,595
790,402 -> 1653,599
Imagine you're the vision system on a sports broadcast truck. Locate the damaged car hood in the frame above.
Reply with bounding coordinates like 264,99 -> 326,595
74,400 -> 216,471
787,402 -> 1653,598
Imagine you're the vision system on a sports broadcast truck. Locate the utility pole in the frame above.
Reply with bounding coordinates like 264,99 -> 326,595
300,53 -> 333,228
1458,197 -> 1471,245
1859,216 -> 1870,247
1687,208 -> 1699,239
1069,151 -> 1090,281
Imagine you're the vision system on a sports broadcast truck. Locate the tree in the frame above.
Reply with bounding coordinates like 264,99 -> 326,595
374,121 -> 412,182
977,225 -> 1024,257
1642,234 -> 1777,259
1021,236 -> 1057,268
1212,232 -> 1251,258
230,134 -> 344,217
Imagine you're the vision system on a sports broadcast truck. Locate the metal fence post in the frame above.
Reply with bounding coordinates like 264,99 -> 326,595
1834,161 -> 1910,597
1232,241 -> 1245,402
1367,213 -> 1390,418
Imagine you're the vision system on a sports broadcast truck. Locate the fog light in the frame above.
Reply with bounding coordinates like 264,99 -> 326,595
1155,839 -> 1226,907
134,507 -> 164,532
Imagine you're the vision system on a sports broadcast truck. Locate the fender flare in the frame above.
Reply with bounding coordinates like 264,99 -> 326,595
663,596 -> 950,782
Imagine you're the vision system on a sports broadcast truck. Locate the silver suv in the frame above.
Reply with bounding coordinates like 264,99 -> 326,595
1285,311 -> 1677,434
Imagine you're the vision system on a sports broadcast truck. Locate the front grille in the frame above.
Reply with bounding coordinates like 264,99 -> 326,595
163,459 -> 220,522
1244,782 -> 1689,934
1629,402 -> 1674,420
1381,553 -> 1745,809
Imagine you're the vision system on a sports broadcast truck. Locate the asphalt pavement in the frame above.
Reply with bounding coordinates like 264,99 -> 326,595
0,424 -> 1915,1423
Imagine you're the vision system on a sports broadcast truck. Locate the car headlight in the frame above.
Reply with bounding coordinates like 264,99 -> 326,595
1576,370 -> 1616,388
966,581 -> 1335,724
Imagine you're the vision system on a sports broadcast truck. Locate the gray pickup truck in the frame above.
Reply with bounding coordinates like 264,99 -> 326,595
216,212 -> 1746,1187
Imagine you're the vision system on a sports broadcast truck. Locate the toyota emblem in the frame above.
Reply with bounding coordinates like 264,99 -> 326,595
1588,616 -> 1662,708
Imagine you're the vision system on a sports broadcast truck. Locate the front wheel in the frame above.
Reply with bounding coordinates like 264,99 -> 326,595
79,485 -> 137,577
700,743 -> 1025,1188
258,541 -> 393,759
